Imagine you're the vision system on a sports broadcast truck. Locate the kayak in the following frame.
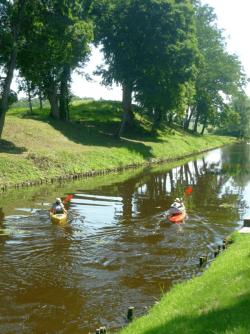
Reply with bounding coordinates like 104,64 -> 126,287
50,212 -> 67,224
167,211 -> 186,223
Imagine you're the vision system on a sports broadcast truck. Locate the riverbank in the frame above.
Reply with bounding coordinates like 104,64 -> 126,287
119,232 -> 250,334
0,100 -> 236,190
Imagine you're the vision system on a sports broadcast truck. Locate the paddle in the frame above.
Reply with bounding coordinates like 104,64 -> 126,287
63,194 -> 74,203
184,186 -> 193,196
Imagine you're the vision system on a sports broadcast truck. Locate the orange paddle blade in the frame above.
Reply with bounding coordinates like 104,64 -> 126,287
184,186 -> 193,196
63,194 -> 73,203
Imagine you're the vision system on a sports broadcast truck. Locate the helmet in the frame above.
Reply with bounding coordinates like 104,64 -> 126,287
175,198 -> 180,202
56,197 -> 61,204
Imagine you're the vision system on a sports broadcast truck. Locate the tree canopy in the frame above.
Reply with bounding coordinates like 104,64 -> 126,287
95,0 -> 199,134
0,0 -> 248,138
188,1 -> 246,134
17,0 -> 94,120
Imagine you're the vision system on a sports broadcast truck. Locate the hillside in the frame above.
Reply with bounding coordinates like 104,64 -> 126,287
0,100 -> 235,188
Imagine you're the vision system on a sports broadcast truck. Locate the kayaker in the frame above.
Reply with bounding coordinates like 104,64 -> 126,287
168,197 -> 185,216
50,198 -> 67,214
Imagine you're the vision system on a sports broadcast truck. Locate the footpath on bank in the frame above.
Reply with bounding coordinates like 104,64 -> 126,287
119,230 -> 250,334
0,100 -> 236,190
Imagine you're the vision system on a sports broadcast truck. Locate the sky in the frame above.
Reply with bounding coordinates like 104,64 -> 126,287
71,46 -> 122,101
202,0 -> 250,92
14,0 -> 250,100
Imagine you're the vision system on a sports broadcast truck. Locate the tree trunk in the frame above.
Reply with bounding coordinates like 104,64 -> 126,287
184,106 -> 195,130
193,109 -> 200,132
168,112 -> 173,126
47,83 -> 60,119
183,107 -> 189,129
27,83 -> 33,114
200,116 -> 207,135
151,107 -> 162,133
118,83 -> 133,137
0,49 -> 17,138
0,0 -> 26,138
38,90 -> 43,110
59,65 -> 70,121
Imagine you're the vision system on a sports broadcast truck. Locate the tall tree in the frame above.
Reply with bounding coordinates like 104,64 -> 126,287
95,0 -> 199,136
17,0 -> 93,120
0,0 -> 26,138
190,2 -> 245,134
17,78 -> 37,114
218,93 -> 250,138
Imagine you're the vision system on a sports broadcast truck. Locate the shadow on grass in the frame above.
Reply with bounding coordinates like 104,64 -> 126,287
70,100 -> 164,142
10,101 -> 166,158
49,118 -> 155,159
142,292 -> 250,334
0,139 -> 27,154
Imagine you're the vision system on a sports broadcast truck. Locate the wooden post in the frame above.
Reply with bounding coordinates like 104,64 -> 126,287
244,218 -> 250,227
214,250 -> 219,258
199,255 -> 207,267
127,306 -> 135,321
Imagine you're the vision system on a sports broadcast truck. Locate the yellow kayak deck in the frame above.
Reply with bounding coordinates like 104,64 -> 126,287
50,212 -> 67,224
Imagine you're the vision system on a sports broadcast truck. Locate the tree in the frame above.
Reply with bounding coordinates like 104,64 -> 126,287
95,0 -> 199,136
17,0 -> 93,120
190,2 -> 246,134
0,0 -> 26,138
218,93 -> 250,138
17,78 -> 39,114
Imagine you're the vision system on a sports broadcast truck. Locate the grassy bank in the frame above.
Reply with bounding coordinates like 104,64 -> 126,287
120,232 -> 250,334
0,100 -> 236,188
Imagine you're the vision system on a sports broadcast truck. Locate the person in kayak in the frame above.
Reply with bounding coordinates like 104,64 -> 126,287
50,198 -> 67,214
168,197 -> 185,216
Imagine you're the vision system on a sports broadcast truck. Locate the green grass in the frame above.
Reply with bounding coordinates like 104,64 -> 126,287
0,100 -> 236,187
119,233 -> 250,334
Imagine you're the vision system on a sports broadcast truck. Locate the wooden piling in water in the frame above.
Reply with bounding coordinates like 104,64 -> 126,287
243,218 -> 250,227
214,250 -> 219,258
127,306 -> 135,321
199,255 -> 207,267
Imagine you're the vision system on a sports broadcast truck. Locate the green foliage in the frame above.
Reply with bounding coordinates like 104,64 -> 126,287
190,1 -> 246,133
16,0 -> 94,117
0,0 -> 27,139
216,93 -> 250,138
96,0 -> 199,129
1,0 -> 248,137
0,0 -> 26,75
0,1 -> 12,68
0,90 -> 18,110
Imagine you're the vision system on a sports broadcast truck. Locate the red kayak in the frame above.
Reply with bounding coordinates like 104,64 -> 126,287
167,212 -> 186,223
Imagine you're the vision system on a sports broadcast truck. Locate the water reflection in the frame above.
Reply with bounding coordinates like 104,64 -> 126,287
0,143 -> 249,333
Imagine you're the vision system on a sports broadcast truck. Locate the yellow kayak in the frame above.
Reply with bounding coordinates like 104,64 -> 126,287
50,212 -> 67,224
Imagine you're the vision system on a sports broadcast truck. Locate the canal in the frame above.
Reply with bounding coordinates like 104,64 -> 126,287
0,143 -> 249,333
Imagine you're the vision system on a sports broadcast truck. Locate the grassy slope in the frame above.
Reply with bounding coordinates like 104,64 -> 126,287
0,100 -> 235,186
120,233 -> 250,334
